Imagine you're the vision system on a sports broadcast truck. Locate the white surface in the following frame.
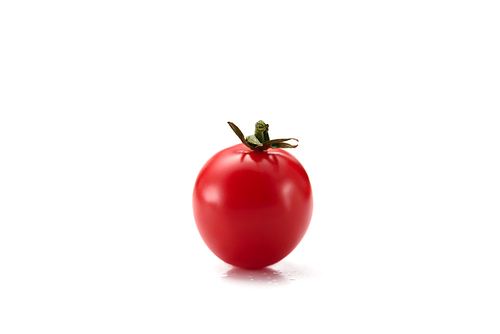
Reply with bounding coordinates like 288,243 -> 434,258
1,1 -> 499,333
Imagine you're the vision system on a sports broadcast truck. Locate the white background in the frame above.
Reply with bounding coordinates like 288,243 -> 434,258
1,1 -> 499,333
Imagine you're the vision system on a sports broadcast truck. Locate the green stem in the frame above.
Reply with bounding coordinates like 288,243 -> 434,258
227,120 -> 299,151
255,121 -> 270,143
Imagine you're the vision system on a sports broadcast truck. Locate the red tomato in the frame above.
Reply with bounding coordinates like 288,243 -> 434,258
193,143 -> 313,269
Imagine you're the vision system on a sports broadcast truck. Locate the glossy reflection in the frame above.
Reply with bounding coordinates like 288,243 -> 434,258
219,261 -> 318,286
221,266 -> 290,285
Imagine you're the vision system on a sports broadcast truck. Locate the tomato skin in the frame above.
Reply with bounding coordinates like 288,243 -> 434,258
193,143 -> 313,269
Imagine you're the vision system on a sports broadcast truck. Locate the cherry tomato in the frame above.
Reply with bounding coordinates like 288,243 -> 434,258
193,122 -> 313,269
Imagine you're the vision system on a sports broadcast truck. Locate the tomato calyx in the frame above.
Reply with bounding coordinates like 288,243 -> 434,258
227,120 -> 299,152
